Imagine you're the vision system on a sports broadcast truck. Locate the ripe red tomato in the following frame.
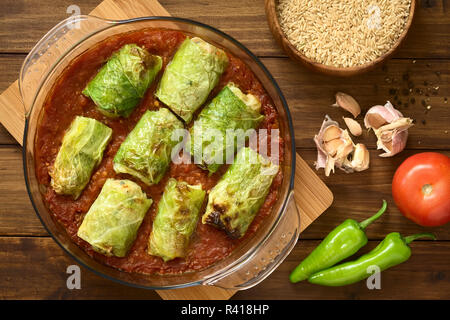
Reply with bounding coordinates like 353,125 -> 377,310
392,152 -> 450,226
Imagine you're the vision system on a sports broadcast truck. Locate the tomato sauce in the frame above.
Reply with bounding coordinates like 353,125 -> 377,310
35,29 -> 284,274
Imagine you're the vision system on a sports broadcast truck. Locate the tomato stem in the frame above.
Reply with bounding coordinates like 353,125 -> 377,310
422,184 -> 433,196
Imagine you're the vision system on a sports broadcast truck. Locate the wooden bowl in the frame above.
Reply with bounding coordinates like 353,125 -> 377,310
265,0 -> 416,77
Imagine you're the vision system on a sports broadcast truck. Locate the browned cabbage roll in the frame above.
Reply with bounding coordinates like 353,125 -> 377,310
148,178 -> 206,261
202,147 -> 279,238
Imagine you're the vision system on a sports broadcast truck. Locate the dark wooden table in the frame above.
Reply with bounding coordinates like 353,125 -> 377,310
0,0 -> 449,300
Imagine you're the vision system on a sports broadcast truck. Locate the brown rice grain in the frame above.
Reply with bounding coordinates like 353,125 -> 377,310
277,0 -> 411,67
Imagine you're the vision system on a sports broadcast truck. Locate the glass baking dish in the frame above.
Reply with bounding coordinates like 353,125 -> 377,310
20,15 -> 300,291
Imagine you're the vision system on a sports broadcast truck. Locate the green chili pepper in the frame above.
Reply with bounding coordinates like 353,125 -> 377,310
308,232 -> 436,286
289,200 -> 387,283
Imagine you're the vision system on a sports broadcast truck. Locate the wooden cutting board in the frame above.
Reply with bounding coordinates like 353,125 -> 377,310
0,0 -> 333,300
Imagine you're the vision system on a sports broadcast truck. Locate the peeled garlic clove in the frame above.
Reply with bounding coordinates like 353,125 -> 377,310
334,130 -> 354,166
314,115 -> 356,176
349,144 -> 370,172
332,92 -> 361,118
364,113 -> 387,129
322,125 -> 342,142
364,101 -> 403,129
323,139 -> 342,156
343,117 -> 362,136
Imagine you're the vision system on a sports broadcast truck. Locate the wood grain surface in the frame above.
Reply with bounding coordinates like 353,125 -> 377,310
1,237 -> 448,300
0,0 -> 449,300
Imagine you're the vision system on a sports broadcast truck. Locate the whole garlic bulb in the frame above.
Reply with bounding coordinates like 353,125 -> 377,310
314,115 -> 369,176
364,101 -> 413,157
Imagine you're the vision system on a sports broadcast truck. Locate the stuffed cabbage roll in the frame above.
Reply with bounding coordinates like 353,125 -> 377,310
155,37 -> 228,123
202,147 -> 279,239
50,116 -> 112,199
113,108 -> 184,185
77,179 -> 152,257
189,83 -> 264,173
148,178 -> 206,261
83,44 -> 163,117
